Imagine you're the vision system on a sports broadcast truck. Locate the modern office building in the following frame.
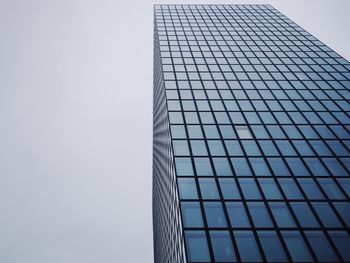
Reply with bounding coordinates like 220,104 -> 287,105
153,4 -> 350,262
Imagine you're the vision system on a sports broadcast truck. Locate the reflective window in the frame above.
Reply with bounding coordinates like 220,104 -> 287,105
234,231 -> 262,262
185,231 -> 211,262
181,202 -> 204,228
258,231 -> 288,262
210,231 -> 236,262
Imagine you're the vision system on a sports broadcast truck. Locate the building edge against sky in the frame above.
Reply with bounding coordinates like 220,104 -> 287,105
153,4 -> 350,263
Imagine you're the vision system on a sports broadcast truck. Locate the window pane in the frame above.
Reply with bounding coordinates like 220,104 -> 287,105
290,202 -> 319,228
239,178 -> 261,199
250,158 -> 271,176
210,231 -> 236,262
269,202 -> 296,227
248,202 -> 273,227
278,179 -> 303,199
204,202 -> 227,228
282,231 -> 313,262
258,231 -> 287,262
234,231 -> 262,262
305,231 -> 339,262
226,202 -> 250,228
232,158 -> 252,176
199,178 -> 219,199
194,158 -> 213,176
181,202 -> 204,228
213,158 -> 233,176
329,231 -> 350,262
185,231 -> 211,262
259,178 -> 282,199
178,178 -> 198,199
312,202 -> 342,227
175,157 -> 194,176
219,179 -> 240,199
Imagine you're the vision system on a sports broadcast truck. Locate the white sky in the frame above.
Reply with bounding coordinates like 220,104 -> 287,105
0,0 -> 349,262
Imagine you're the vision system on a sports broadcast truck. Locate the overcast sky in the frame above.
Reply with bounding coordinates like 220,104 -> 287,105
0,0 -> 349,262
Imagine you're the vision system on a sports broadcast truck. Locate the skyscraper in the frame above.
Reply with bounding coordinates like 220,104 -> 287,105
153,4 -> 350,263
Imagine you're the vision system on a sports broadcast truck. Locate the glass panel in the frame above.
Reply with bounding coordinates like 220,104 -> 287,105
199,178 -> 220,200
239,178 -> 261,199
269,202 -> 296,227
248,202 -> 273,227
213,158 -> 233,176
231,158 -> 252,176
259,178 -> 282,199
178,178 -> 198,199
312,202 -> 342,227
175,157 -> 194,176
234,231 -> 262,262
194,158 -> 213,176
181,202 -> 204,228
282,231 -> 313,262
329,231 -> 350,262
226,202 -> 250,228
204,202 -> 227,228
236,126 -> 253,139
290,202 -> 319,228
185,231 -> 211,262
219,179 -> 240,199
258,231 -> 288,262
210,231 -> 236,262
305,231 -> 339,262
278,178 -> 303,199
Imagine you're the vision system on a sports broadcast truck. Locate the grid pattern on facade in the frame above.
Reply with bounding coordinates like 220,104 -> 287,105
154,4 -> 350,263
153,16 -> 186,263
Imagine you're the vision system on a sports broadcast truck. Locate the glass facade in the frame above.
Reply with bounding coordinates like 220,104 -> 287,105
153,4 -> 350,263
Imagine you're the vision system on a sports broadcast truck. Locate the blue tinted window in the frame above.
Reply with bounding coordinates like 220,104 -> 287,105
278,178 -> 303,199
213,158 -> 232,176
310,141 -> 332,156
178,178 -> 198,200
219,179 -> 240,199
242,141 -> 261,156
269,202 -> 296,227
306,231 -> 339,262
219,125 -> 236,139
204,202 -> 227,228
194,158 -> 213,176
290,202 -> 319,228
171,125 -> 186,138
251,125 -> 269,139
188,125 -> 203,139
181,202 -> 204,228
286,158 -> 310,176
282,231 -> 313,262
258,231 -> 288,262
199,178 -> 219,200
248,202 -> 273,227
239,178 -> 261,199
231,158 -> 252,176
329,231 -> 350,262
323,158 -> 347,176
318,179 -> 345,199
298,179 -> 325,200
268,158 -> 290,176
226,202 -> 250,228
185,231 -> 211,262
304,158 -> 329,176
250,158 -> 271,176
276,140 -> 297,156
259,178 -> 282,199
333,203 -> 350,227
175,158 -> 194,176
208,140 -> 226,156
258,141 -> 279,156
173,140 -> 190,156
203,125 -> 220,139
234,231 -> 262,262
191,140 -> 208,156
225,140 -> 243,156
312,202 -> 342,227
210,231 -> 236,262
